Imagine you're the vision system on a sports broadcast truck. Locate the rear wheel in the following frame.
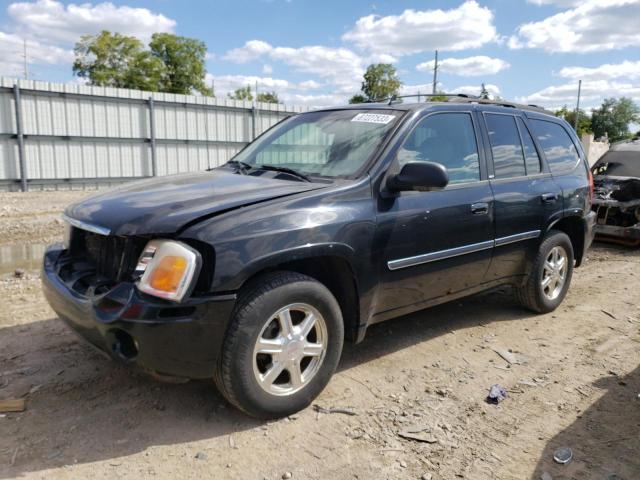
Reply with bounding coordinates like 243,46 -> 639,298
515,230 -> 574,313
215,271 -> 344,418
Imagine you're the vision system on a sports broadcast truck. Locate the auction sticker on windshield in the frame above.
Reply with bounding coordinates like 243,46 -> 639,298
351,113 -> 396,124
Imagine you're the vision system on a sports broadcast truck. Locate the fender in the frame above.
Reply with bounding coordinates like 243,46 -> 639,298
220,242 -> 358,292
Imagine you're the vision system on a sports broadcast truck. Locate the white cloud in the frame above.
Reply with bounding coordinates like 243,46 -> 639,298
398,83 -> 501,100
342,0 -> 497,55
416,56 -> 510,76
526,0 -> 582,6
206,74 -> 344,107
558,60 -> 640,81
207,74 -> 327,103
262,64 -> 273,74
298,80 -> 323,90
509,0 -> 640,53
224,40 -> 365,93
0,31 -> 73,77
208,74 -> 291,93
516,80 -> 640,108
451,84 -> 501,97
225,40 -> 272,63
399,83 -> 439,96
8,0 -> 175,45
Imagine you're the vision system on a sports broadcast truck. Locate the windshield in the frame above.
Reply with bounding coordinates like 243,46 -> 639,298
230,109 -> 402,178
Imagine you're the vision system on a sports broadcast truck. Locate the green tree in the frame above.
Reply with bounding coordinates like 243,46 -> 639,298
348,94 -> 367,104
149,33 -> 211,95
228,85 -> 253,101
256,91 -> 280,104
73,31 -> 164,90
360,64 -> 401,101
73,31 -> 212,95
555,106 -> 593,138
591,97 -> 640,142
428,90 -> 449,102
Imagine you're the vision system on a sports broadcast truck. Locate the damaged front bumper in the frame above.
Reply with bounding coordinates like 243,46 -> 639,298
42,245 -> 236,379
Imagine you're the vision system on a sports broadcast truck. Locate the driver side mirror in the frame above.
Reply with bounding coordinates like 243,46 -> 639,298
386,161 -> 449,192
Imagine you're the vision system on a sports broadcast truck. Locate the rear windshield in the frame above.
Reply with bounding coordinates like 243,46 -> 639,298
231,109 -> 402,178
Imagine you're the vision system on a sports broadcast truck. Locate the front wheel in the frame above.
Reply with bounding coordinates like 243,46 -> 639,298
515,230 -> 574,313
215,272 -> 344,418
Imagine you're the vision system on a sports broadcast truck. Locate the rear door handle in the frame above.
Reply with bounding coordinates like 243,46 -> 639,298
471,202 -> 489,215
541,193 -> 559,203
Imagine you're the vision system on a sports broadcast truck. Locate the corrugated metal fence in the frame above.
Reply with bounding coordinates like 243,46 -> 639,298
0,78 -> 309,191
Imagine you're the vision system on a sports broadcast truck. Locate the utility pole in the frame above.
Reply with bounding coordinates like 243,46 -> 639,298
574,79 -> 582,132
22,39 -> 28,80
432,50 -> 438,95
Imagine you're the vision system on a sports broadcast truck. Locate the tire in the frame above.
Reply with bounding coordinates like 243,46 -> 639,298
515,230 -> 574,314
214,271 -> 344,418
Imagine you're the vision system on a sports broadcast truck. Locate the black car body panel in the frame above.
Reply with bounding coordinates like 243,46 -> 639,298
65,170 -> 328,236
43,100 -> 596,378
591,142 -> 640,245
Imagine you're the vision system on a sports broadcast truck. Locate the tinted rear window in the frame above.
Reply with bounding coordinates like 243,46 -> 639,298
530,119 -> 580,174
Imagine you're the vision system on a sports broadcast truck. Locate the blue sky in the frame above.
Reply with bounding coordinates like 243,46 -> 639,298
1,0 -> 639,109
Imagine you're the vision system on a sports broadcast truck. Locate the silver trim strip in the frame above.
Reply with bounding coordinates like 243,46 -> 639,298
387,229 -> 541,270
494,229 -> 541,247
387,240 -> 494,271
62,214 -> 111,236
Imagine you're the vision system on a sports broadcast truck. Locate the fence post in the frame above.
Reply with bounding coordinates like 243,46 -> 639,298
148,96 -> 157,176
13,84 -> 28,192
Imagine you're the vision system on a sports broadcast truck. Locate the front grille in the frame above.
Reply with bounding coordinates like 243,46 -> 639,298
69,228 -> 144,282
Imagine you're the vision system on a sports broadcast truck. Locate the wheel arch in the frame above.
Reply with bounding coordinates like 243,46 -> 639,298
547,215 -> 585,266
236,245 -> 361,343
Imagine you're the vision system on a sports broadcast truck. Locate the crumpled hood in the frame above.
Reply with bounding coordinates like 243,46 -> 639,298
65,170 -> 326,236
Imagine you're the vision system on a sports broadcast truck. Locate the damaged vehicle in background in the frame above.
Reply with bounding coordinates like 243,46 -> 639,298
591,140 -> 640,246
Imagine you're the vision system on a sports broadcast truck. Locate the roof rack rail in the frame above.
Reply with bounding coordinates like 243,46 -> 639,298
370,93 -> 550,113
373,93 -> 478,105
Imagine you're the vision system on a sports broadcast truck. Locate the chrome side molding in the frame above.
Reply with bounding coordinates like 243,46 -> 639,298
494,230 -> 541,247
387,240 -> 494,271
387,230 -> 541,270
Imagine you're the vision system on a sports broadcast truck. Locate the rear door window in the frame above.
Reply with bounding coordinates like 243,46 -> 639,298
485,114 -> 526,179
517,118 -> 542,174
530,119 -> 581,174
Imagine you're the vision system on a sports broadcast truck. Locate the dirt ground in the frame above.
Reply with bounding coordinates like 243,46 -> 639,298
0,190 -> 638,480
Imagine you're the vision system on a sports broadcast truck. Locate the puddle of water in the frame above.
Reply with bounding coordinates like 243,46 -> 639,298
0,243 -> 48,275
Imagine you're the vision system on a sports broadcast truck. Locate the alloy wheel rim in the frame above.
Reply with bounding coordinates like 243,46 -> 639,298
541,246 -> 568,301
252,303 -> 328,396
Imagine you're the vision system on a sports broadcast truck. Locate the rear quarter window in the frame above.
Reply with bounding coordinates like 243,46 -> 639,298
530,119 -> 581,174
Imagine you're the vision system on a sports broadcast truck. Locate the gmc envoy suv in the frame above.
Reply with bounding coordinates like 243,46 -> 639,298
42,97 -> 596,418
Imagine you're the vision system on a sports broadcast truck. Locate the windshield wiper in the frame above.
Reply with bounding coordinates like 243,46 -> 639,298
253,164 -> 311,182
223,160 -> 252,174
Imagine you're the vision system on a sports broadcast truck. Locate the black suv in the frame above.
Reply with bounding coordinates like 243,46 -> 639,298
42,98 -> 596,418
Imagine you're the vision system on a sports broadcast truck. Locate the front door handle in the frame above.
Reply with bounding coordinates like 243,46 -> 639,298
541,193 -> 559,204
471,202 -> 489,215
